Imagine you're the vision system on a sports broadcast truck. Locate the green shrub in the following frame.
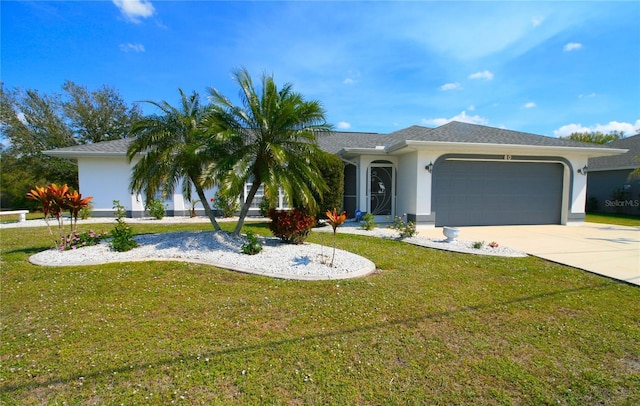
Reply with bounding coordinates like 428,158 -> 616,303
79,204 -> 92,220
110,200 -> 138,252
259,192 -> 278,217
212,190 -> 240,218
472,241 -> 484,249
268,208 -> 315,244
63,230 -> 108,251
389,214 -> 417,238
313,152 -> 345,219
241,230 -> 263,255
361,212 -> 377,230
145,198 -> 166,220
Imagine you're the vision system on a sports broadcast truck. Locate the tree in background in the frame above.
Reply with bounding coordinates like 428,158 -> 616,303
62,81 -> 141,144
127,89 -> 222,231
0,82 -> 141,209
205,67 -> 332,235
560,130 -> 625,144
1,86 -> 77,209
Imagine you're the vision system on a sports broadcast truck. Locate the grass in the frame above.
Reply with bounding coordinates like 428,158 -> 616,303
1,221 -> 639,405
586,212 -> 640,227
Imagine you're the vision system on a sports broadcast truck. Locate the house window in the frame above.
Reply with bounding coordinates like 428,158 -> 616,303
243,183 -> 290,210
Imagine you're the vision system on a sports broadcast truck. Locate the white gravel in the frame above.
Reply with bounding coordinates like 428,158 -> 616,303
28,231 -> 377,280
315,222 -> 527,257
22,216 -> 525,281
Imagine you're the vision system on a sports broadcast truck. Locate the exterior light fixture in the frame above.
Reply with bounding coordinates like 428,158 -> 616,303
425,162 -> 434,173
577,165 -> 588,175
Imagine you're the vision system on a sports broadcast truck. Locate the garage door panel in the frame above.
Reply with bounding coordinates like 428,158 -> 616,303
434,161 -> 563,226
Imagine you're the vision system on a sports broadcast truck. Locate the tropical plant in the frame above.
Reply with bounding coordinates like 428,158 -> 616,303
145,198 -> 166,220
26,183 -> 92,249
204,67 -> 332,235
127,89 -> 222,231
212,190 -> 240,218
326,208 -> 347,267
361,212 -> 377,231
110,200 -> 138,252
389,214 -> 417,238
241,230 -> 263,255
268,208 -> 315,244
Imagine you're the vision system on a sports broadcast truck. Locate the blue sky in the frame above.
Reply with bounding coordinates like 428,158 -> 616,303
2,0 -> 639,137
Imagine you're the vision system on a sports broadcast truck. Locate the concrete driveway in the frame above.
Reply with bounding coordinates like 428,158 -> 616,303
416,223 -> 640,286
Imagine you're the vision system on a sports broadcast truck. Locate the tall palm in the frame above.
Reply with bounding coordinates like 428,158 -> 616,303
127,89 -> 222,231
205,68 -> 332,235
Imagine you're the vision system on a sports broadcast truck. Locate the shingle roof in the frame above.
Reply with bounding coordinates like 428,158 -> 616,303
44,121 -> 620,158
316,131 -> 387,154
588,133 -> 640,170
386,121 -> 608,148
44,138 -> 133,155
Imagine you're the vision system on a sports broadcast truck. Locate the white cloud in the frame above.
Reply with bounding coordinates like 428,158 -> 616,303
468,105 -> 476,111
343,70 -> 361,85
523,102 -> 536,109
578,93 -> 596,98
440,82 -> 462,91
113,0 -> 155,23
553,120 -> 640,137
337,121 -> 351,130
532,16 -> 544,27
563,42 -> 582,52
468,70 -> 494,81
422,111 -> 489,127
119,43 -> 145,52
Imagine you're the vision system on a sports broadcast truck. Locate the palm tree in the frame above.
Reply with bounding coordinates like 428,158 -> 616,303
127,89 -> 222,231
205,68 -> 332,235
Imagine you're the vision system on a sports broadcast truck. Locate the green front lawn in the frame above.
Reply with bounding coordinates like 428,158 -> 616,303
1,222 -> 639,405
586,212 -> 640,227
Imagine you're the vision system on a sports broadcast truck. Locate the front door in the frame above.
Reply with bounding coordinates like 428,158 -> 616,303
369,164 -> 394,217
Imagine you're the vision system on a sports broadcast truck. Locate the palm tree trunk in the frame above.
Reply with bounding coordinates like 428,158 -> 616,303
194,185 -> 221,231
233,181 -> 261,235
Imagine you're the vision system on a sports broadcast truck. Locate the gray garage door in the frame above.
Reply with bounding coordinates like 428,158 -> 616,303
434,160 -> 563,226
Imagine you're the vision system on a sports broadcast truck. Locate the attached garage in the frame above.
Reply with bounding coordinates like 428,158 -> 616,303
433,160 -> 564,226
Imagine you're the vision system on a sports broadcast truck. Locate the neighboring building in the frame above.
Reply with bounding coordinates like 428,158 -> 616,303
587,133 -> 640,216
45,121 -> 626,226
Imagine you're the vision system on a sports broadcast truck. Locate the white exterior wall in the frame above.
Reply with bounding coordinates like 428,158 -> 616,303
77,156 -> 143,214
77,156 -> 219,217
567,155 -> 590,223
396,151 -> 417,217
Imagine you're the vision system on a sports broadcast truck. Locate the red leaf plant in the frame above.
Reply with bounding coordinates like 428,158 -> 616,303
26,183 -> 93,250
326,209 -> 347,267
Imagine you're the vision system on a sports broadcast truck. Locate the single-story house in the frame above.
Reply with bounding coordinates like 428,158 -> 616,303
44,121 -> 626,227
586,133 -> 640,215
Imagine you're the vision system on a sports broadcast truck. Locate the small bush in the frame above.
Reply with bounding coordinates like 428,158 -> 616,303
111,200 -> 138,252
472,241 -> 484,249
145,198 -> 166,219
259,193 -> 278,217
60,230 -> 108,251
212,190 -> 240,218
80,204 -> 92,220
268,208 -> 315,244
241,231 -> 263,255
361,212 -> 377,231
389,214 -> 417,238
